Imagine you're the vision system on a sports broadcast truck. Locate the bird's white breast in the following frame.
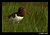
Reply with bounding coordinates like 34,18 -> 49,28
10,14 -> 24,22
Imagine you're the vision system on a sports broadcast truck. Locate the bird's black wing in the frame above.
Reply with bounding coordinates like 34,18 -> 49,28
8,12 -> 18,18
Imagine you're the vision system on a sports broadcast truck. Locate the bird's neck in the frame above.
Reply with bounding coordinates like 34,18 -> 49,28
17,12 -> 24,17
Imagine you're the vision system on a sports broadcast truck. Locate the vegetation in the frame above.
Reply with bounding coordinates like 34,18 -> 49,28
2,2 -> 48,32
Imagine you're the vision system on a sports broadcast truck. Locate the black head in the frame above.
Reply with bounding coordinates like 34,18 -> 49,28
17,7 -> 26,17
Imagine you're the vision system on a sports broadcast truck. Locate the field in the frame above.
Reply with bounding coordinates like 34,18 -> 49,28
2,2 -> 48,32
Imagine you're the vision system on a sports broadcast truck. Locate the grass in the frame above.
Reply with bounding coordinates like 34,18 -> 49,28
2,2 -> 48,32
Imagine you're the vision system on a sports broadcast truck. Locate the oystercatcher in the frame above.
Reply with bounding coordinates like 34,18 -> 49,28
8,7 -> 27,23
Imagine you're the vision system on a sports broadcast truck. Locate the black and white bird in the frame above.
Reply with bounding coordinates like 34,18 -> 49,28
8,7 -> 28,23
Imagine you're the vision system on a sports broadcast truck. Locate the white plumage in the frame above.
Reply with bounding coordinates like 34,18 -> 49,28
9,14 -> 24,23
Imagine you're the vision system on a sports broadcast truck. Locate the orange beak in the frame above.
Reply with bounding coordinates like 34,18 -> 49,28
25,9 -> 30,15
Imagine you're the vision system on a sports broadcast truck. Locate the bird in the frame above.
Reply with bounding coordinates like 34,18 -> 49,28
8,7 -> 27,23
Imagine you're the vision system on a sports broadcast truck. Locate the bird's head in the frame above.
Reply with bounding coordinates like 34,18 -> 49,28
18,7 -> 29,15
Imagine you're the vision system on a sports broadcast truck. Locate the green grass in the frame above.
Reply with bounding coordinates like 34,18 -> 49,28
2,2 -> 48,32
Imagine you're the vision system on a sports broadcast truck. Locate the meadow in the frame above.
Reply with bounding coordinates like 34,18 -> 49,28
2,2 -> 48,32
